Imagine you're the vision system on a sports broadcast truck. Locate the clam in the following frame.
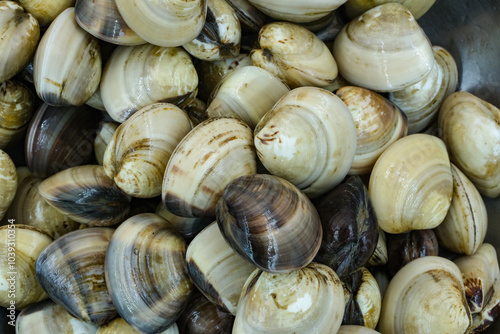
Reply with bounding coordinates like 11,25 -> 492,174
75,0 -> 146,45
103,103 -> 193,198
25,103 -> 102,178
100,44 -> 198,123
94,121 -> 119,166
183,0 -> 241,61
105,213 -> 194,333
97,318 -> 179,334
389,45 -> 458,134
0,1 -> 40,83
16,299 -> 98,334
33,7 -> 101,107
0,149 -> 17,221
470,277 -> 500,333
251,22 -> 338,89
155,202 -> 212,241
368,134 -> 453,234
314,176 -> 378,279
0,225 -> 52,310
35,227 -> 117,326
17,0 -> 74,27
335,86 -> 408,175
183,98 -> 208,126
379,256 -> 471,334
332,3 -> 434,92
434,164 -> 488,255
86,86 -> 107,112
38,165 -> 131,226
216,174 -> 322,273
254,87 -> 357,198
115,0 -> 207,47
338,326 -> 381,334
186,222 -> 257,314
225,0 -> 267,32
343,0 -> 436,20
233,263 -> 345,333
368,228 -> 388,267
438,91 -> 500,198
206,66 -> 290,129
162,117 -> 256,218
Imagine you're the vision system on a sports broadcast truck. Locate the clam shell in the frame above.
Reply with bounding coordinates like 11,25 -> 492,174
0,225 -> 52,310
94,121 -> 119,166
368,228 -> 388,267
155,202 -> 212,241
254,87 -> 357,198
103,103 -> 193,198
38,165 -> 131,226
338,326 -> 382,334
233,263 -> 345,333
470,276 -> 500,333
97,318 -> 179,334
368,134 -> 453,233
332,3 -> 434,92
100,44 -> 198,123
186,222 -> 257,314
0,1 -> 40,83
162,117 -> 257,218
0,149 -> 17,221
225,0 -> 267,32
33,8 -> 101,107
35,227 -> 117,326
216,174 -> 322,273
344,0 -> 436,20
17,0 -> 75,27
183,97 -> 208,126
438,91 -> 500,198
105,213 -> 194,333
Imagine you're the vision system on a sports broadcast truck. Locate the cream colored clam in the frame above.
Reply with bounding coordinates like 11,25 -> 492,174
438,91 -> 500,198
97,318 -> 179,334
338,326 -> 381,334
254,87 -> 357,198
434,164 -> 488,255
368,228 -> 388,267
369,134 -> 453,234
17,0 -> 74,27
95,122 -> 119,166
332,3 -> 434,92
206,66 -> 290,129
103,103 -> 193,198
344,0 -> 436,20
0,149 -> 17,221
251,22 -> 338,89
379,256 -> 471,334
115,0 -> 206,47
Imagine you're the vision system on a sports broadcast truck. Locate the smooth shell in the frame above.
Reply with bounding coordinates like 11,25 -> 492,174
344,0 -> 436,20
0,149 -> 17,221
17,0 -> 75,27
97,318 -> 179,334
94,121 -> 119,166
155,202 -> 212,241
225,0 -> 267,32
338,326 -> 381,334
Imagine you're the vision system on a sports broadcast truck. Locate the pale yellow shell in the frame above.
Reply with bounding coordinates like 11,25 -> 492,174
0,149 -> 17,221
247,0 -> 347,23
344,0 -> 436,20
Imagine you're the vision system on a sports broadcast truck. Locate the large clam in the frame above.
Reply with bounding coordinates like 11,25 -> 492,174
17,0 -> 74,27
343,0 -> 436,20
0,149 -> 17,221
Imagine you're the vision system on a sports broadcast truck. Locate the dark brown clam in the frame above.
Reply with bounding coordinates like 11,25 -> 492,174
216,174 -> 322,273
313,175 -> 378,279
25,103 -> 102,178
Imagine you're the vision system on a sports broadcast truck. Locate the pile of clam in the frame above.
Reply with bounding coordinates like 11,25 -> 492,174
1,0 -> 500,333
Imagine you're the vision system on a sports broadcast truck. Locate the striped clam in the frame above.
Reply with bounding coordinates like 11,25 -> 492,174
368,228 -> 388,267
97,318 -> 179,334
105,213 -> 193,333
17,0 -> 74,27
0,149 -> 17,221
155,202 -> 212,241
343,0 -> 436,20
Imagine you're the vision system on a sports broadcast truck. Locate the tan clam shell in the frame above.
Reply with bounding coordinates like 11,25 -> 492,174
434,164 -> 488,255
254,87 -> 357,198
0,225 -> 52,310
94,121 -> 119,166
115,0 -> 207,47
206,66 -> 290,129
17,0 -> 75,27
233,263 -> 345,333
389,46 -> 458,134
336,86 -> 408,175
103,103 -> 193,198
162,117 -> 257,218
338,325 -> 381,333
0,149 -> 17,221
344,0 -> 436,20
100,44 -> 198,123
368,228 -> 388,267
379,256 -> 471,334
332,3 -> 434,92
368,134 -> 453,234
155,202 -> 211,241
251,22 -> 338,89
438,91 -> 500,198
97,318 -> 179,334
0,1 -> 40,83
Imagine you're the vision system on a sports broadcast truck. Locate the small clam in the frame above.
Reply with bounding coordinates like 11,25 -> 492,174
183,97 -> 208,126
155,202 -> 212,241
35,227 -> 117,326
33,7 -> 101,107
333,3 -> 434,92
379,256 -> 471,334
105,213 -> 194,333
338,326 -> 381,334
216,174 -> 322,273
343,0 -> 436,20
0,149 -> 17,221
233,263 -> 345,333
38,165 -> 131,226
97,318 -> 179,334
94,121 -> 119,166
103,103 -> 193,198
17,0 -> 75,27
254,87 -> 357,198
369,134 -> 453,233
225,0 -> 267,32
438,91 -> 500,198
251,22 -> 338,89
367,228 -> 388,267
470,277 -> 500,333
0,225 -> 52,310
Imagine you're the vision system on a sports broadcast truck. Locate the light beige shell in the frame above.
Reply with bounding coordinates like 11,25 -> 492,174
0,149 -> 17,221
434,164 -> 488,255
332,3 -> 434,92
0,1 -> 40,83
94,122 -> 119,166
389,46 -> 458,134
17,0 -> 75,27
100,44 -> 198,123
103,103 -> 193,198
338,326 -> 381,334
368,228 -> 388,266
86,87 -> 106,111
251,22 -> 338,89
438,91 -> 500,198
254,87 -> 357,198
155,202 -> 211,241
97,318 -> 179,334
344,0 -> 436,20
369,134 -> 453,234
